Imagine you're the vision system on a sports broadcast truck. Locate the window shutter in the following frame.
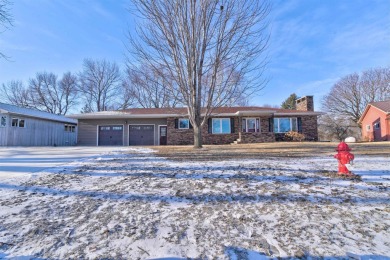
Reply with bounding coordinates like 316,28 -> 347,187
230,118 -> 235,133
174,119 -> 178,129
256,118 -> 260,132
189,120 -> 193,129
208,118 -> 212,133
268,118 -> 274,132
242,118 -> 246,132
297,117 -> 302,133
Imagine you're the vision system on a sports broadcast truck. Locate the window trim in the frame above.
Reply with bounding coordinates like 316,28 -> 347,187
273,117 -> 298,133
178,118 -> 190,129
242,118 -> 260,133
11,118 -> 25,128
212,118 -> 231,134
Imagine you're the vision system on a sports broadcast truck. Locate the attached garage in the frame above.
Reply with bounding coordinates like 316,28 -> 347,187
98,125 -> 123,146
129,125 -> 154,145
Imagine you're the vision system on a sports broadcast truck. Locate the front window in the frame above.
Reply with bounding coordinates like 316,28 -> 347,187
0,115 -> 6,127
212,118 -> 231,134
274,118 -> 297,133
242,118 -> 260,132
179,118 -> 189,129
374,122 -> 380,130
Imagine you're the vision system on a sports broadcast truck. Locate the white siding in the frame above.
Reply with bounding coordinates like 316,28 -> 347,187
1,114 -> 77,146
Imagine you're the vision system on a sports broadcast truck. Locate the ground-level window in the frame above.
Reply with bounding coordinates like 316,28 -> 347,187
274,118 -> 297,133
366,125 -> 371,131
212,118 -> 231,134
0,115 -> 6,127
179,118 -> 189,129
11,118 -> 25,128
242,118 -> 260,132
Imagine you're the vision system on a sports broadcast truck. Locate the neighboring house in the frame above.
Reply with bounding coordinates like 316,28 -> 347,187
69,96 -> 322,146
358,100 -> 390,141
0,103 -> 78,146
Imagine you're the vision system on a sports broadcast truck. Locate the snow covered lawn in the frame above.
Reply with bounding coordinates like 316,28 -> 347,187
0,147 -> 389,259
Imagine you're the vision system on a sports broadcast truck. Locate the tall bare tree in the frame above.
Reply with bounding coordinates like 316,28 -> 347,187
124,63 -> 179,108
1,80 -> 30,107
78,59 -> 122,112
29,72 -> 78,115
0,0 -> 13,59
322,67 -> 390,124
128,0 -> 270,147
58,72 -> 79,114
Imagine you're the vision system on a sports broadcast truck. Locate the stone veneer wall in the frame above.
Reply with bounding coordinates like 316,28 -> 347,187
239,117 -> 275,143
300,115 -> 318,141
296,96 -> 314,111
167,116 -> 277,145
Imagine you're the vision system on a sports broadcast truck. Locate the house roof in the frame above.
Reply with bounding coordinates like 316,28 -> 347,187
69,106 -> 323,119
369,100 -> 390,113
0,103 -> 77,124
358,100 -> 390,123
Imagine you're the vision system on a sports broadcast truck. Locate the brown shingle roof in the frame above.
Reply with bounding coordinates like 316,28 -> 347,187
118,106 -> 303,114
370,100 -> 390,113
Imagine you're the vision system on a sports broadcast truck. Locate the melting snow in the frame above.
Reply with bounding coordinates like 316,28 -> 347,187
0,148 -> 389,259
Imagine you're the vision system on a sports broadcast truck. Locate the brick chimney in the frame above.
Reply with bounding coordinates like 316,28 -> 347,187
296,96 -> 314,111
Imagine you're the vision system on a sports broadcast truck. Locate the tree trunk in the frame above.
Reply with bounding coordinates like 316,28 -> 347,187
193,125 -> 203,148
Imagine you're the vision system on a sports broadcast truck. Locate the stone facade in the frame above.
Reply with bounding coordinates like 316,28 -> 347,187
300,115 -> 318,141
296,96 -> 314,111
167,116 -> 277,145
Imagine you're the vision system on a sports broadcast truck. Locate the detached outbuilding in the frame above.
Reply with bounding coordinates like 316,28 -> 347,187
358,100 -> 390,141
0,103 -> 78,146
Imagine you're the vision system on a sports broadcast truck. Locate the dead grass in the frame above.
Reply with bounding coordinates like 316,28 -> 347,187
152,141 -> 390,161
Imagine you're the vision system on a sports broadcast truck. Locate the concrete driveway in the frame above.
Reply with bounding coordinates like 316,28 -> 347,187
0,146 -> 127,181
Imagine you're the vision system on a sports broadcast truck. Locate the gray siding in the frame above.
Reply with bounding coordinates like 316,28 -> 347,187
78,118 -> 167,146
0,113 -> 77,146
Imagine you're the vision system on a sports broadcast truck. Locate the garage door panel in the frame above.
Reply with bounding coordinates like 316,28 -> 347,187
129,125 -> 154,146
98,125 -> 123,146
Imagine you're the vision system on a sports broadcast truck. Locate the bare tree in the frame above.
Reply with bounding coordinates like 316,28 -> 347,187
78,59 -> 122,112
322,67 -> 390,124
0,0 -> 13,59
318,114 -> 359,141
128,0 -> 270,147
58,72 -> 79,114
123,63 -> 179,108
1,80 -> 30,107
29,72 -> 78,115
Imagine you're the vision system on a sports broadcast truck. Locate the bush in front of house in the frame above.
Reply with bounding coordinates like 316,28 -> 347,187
284,131 -> 306,142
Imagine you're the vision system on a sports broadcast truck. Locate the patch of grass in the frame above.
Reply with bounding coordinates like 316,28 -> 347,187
152,142 -> 390,161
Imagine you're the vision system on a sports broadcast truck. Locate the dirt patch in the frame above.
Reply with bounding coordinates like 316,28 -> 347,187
152,142 -> 390,161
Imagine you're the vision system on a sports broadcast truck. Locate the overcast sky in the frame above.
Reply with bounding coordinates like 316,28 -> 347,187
1,0 -> 389,111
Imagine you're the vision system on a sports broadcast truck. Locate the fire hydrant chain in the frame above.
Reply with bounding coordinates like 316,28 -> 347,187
334,142 -> 355,175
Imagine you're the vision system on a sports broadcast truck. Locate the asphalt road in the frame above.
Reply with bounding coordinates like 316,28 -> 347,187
0,146 -> 126,180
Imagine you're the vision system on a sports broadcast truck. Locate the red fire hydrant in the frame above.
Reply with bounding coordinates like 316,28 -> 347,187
334,142 -> 354,175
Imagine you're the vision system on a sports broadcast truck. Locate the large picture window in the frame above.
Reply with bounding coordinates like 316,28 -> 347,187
212,118 -> 231,134
274,118 -> 297,133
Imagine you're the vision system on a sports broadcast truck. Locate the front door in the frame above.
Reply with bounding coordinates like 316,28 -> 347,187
159,126 -> 167,145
